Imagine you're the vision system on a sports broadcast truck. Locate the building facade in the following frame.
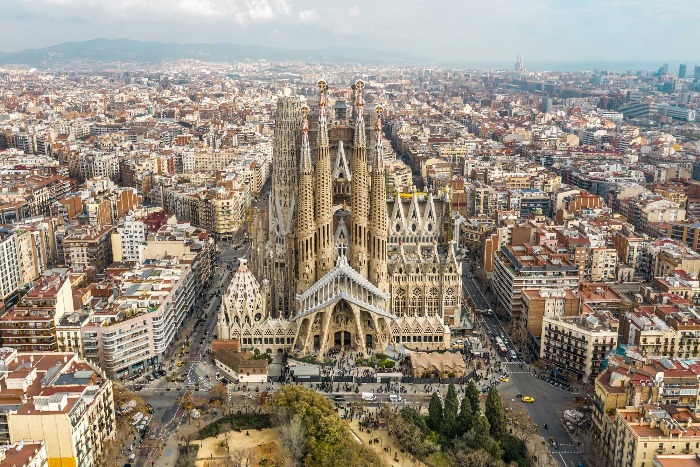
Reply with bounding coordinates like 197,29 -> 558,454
233,82 -> 461,356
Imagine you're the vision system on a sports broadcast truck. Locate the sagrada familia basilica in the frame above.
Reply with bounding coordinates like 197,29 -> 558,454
218,81 -> 462,356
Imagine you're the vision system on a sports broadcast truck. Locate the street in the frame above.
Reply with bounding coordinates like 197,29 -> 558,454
459,260 -> 589,467
127,240 -> 249,467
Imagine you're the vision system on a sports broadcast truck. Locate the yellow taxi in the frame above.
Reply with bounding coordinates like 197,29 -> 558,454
521,396 -> 535,403
177,361 -> 185,367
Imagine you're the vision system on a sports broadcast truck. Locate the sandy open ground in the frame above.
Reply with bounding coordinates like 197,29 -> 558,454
195,427 -> 285,467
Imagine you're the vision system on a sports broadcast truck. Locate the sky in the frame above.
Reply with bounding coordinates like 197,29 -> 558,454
0,0 -> 698,64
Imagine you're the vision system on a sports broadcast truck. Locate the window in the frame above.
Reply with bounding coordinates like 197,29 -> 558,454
410,289 -> 422,317
444,288 -> 456,308
426,288 -> 439,317
393,289 -> 406,317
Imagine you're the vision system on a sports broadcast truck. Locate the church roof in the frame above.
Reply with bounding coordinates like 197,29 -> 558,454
294,255 -> 393,321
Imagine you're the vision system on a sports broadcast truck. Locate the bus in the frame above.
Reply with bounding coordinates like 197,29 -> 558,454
495,337 -> 509,357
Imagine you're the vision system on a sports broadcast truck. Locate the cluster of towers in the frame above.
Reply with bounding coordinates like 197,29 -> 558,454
230,79 -> 461,355
268,80 -> 389,318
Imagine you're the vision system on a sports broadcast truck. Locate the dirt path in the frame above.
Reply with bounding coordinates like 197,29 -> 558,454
195,427 -> 285,467
347,418 -> 427,467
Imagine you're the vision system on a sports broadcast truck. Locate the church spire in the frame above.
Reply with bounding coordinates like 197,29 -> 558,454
314,80 -> 334,277
350,80 -> 369,277
296,105 -> 316,296
368,104 -> 388,291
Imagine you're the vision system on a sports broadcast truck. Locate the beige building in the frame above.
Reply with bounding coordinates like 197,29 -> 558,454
62,225 -> 113,272
181,150 -> 237,173
608,406 -> 700,467
521,288 -> 580,356
0,349 -> 115,467
541,312 -> 618,383
649,239 -> 700,281
590,247 -> 618,281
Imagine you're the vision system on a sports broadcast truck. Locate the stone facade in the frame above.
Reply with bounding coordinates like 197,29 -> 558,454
225,81 -> 461,356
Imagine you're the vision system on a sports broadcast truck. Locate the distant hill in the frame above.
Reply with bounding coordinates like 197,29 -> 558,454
0,38 -> 415,67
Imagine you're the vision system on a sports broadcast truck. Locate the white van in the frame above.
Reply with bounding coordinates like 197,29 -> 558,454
389,394 -> 404,403
361,392 -> 377,401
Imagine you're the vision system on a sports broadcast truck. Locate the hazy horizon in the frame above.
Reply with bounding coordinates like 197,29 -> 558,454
0,0 -> 698,66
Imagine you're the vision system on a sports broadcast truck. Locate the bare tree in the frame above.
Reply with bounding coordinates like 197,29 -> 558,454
230,447 -> 252,467
279,417 -> 306,467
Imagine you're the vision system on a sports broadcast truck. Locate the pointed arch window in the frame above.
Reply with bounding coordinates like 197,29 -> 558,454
444,288 -> 456,308
410,288 -> 422,317
394,288 -> 406,317
427,288 -> 439,317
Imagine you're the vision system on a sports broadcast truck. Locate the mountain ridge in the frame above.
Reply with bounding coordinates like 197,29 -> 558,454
0,38 -> 416,67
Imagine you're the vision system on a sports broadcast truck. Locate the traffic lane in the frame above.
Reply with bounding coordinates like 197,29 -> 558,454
501,372 -> 585,467
462,275 -> 490,310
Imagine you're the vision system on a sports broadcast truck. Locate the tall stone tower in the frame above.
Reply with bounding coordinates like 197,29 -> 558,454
270,97 -> 302,318
314,81 -> 334,277
296,106 -> 316,295
368,105 -> 388,292
350,80 -> 369,278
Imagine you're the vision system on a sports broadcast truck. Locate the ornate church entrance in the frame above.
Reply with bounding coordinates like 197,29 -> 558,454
330,300 -> 356,350
334,331 -> 352,349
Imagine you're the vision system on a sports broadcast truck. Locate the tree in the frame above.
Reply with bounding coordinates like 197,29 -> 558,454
387,409 -> 437,458
485,387 -> 507,441
230,447 -> 251,467
272,386 -> 387,467
399,406 -> 428,433
466,380 -> 480,416
472,414 -> 491,447
427,393 -> 443,432
453,448 -> 506,467
280,417 -> 306,467
457,394 -> 473,436
209,382 -> 229,405
441,384 -> 459,436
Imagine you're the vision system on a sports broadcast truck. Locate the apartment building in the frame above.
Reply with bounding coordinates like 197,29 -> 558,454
0,228 -> 21,300
590,247 -> 618,282
111,213 -> 147,263
608,405 -> 700,467
0,273 -> 74,352
0,441 -> 47,467
595,355 -> 700,445
492,244 -> 580,323
160,182 -> 249,241
649,239 -> 700,281
62,225 -> 113,272
521,287 -> 580,356
181,150 -> 237,173
0,349 -> 115,467
81,257 -> 197,377
668,221 -> 700,254
540,312 -> 618,383
613,225 -> 650,280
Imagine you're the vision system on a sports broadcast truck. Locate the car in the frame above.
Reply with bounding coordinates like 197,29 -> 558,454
177,361 -> 185,367
521,396 -> 535,403
333,395 -> 347,401
158,370 -> 166,377
499,375 -> 509,382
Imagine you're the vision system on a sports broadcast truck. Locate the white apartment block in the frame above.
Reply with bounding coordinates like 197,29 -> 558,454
111,214 -> 147,263
0,229 -> 21,299
81,258 -> 197,377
